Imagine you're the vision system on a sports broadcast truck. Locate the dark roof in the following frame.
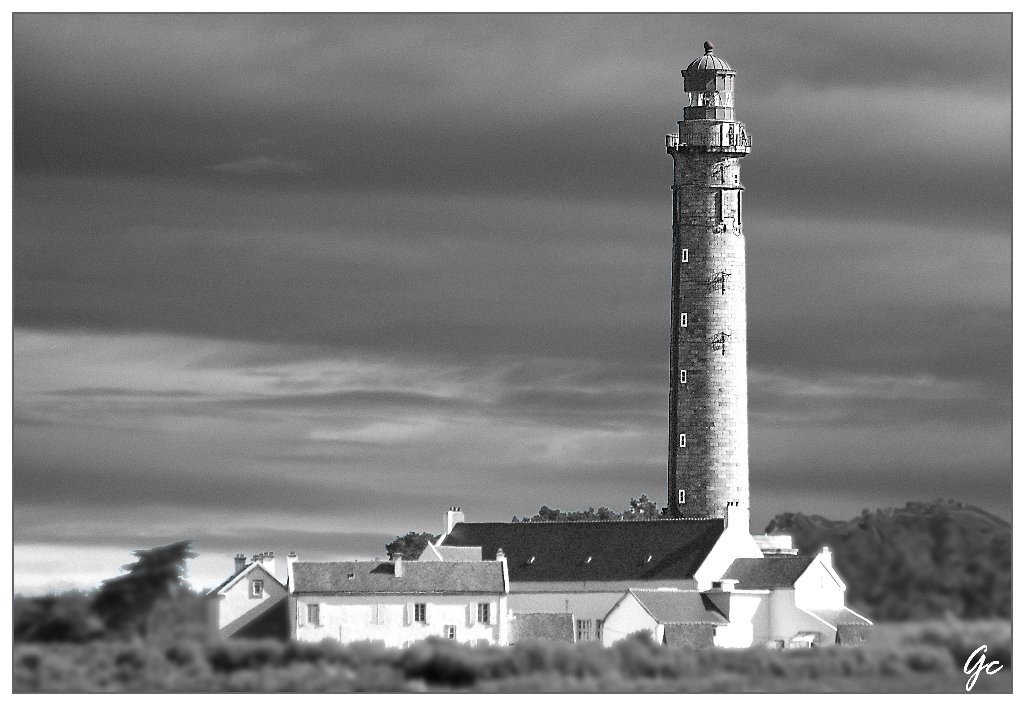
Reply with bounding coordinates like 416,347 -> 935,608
629,590 -> 729,626
686,44 -> 733,73
509,613 -> 576,644
722,554 -> 817,589
441,520 -> 724,582
291,560 -> 504,595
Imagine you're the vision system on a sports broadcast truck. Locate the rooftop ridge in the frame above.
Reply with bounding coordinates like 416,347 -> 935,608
476,517 -> 723,525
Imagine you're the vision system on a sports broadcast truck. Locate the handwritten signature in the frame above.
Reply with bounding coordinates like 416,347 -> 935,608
964,645 -> 1003,692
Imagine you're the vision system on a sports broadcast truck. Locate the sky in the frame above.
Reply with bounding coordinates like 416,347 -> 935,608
11,13 -> 1011,593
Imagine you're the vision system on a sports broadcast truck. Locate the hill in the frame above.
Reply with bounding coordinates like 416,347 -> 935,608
764,500 -> 1011,621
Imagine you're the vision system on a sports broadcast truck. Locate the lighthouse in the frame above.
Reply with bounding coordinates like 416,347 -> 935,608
666,42 -> 751,527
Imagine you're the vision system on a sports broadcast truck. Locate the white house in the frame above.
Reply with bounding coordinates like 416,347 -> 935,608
288,553 -> 510,647
437,508 -> 871,648
436,504 -> 763,643
721,547 -> 873,647
208,552 -> 290,639
602,589 -> 729,648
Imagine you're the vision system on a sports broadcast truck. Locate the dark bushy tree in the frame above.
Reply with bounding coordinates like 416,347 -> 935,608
765,500 -> 1010,621
93,540 -> 197,637
385,532 -> 438,560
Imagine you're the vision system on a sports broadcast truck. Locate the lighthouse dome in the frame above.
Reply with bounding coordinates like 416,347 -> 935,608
686,41 -> 732,72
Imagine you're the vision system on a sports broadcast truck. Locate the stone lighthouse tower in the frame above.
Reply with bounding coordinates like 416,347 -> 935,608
666,42 -> 751,526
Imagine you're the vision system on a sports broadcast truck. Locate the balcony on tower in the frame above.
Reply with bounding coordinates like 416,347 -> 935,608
666,124 -> 751,154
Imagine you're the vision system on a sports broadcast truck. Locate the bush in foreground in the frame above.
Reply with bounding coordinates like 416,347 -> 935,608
13,619 -> 1011,693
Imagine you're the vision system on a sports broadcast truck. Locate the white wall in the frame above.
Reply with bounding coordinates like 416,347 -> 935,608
693,527 -> 763,590
794,555 -> 846,610
766,589 -> 837,645
293,593 -> 508,647
508,590 -> 625,623
710,592 -> 762,648
217,565 -> 287,633
601,593 -> 658,646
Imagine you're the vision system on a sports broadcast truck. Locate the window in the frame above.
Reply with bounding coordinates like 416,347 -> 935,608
680,313 -> 687,327
716,190 -> 723,222
737,191 -> 742,225
250,580 -> 263,598
576,619 -> 594,641
596,620 -> 604,641
678,489 -> 686,504
371,604 -> 385,625
679,433 -> 686,448
680,369 -> 687,384
446,625 -> 457,639
477,603 -> 490,625
414,603 -> 427,623
681,248 -> 688,263
307,603 -> 320,627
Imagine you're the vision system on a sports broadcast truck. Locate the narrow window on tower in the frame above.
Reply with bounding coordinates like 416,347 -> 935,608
678,489 -> 686,504
716,190 -> 723,222
737,191 -> 742,225
680,313 -> 688,327
681,248 -> 688,263
680,369 -> 687,384
679,434 -> 686,448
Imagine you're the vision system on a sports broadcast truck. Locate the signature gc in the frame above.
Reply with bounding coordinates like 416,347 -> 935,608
964,645 -> 1003,692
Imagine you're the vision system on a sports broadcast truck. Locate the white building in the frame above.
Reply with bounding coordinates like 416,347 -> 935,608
438,508 -> 872,648
288,553 -> 510,647
721,547 -> 872,647
208,552 -> 290,639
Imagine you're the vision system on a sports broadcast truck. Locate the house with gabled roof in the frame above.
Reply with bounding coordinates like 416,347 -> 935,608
602,588 -> 730,648
288,553 -> 510,647
207,552 -> 290,639
721,547 -> 873,647
437,504 -> 763,643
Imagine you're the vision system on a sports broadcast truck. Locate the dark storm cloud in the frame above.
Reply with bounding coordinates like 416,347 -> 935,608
12,448 -> 469,519
13,14 -> 1010,227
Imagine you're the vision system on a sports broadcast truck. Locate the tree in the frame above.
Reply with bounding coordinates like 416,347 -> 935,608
385,531 -> 438,560
92,540 -> 197,637
511,495 -> 668,523
623,494 -> 659,520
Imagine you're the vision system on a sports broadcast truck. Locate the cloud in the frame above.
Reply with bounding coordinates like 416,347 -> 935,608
11,14 -> 1011,590
211,155 -> 315,176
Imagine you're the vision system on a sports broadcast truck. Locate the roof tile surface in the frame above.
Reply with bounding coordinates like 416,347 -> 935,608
441,520 -> 724,582
291,560 -> 505,595
722,554 -> 816,589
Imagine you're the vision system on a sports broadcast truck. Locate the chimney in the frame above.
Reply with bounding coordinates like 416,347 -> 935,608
444,506 -> 466,535
286,551 -> 298,591
234,553 -> 247,574
495,548 -> 509,594
393,552 -> 404,578
250,551 -> 277,580
724,501 -> 749,533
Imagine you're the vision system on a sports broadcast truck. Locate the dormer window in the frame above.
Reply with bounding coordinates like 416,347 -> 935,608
250,579 -> 264,598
